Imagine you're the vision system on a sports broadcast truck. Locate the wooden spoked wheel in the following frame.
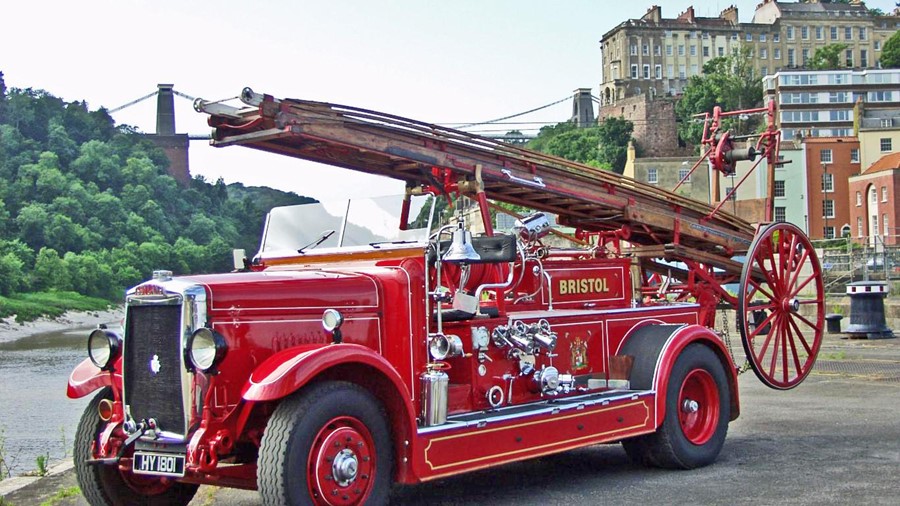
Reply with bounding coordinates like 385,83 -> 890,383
737,222 -> 824,390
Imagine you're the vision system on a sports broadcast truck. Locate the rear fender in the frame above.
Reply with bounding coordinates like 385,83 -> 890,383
67,358 -> 122,399
618,324 -> 739,426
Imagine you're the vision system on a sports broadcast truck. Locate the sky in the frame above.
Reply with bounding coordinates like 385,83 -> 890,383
1,0 -> 896,201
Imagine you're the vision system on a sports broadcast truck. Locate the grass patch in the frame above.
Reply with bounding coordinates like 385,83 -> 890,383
820,350 -> 847,360
0,291 -> 113,323
39,486 -> 81,506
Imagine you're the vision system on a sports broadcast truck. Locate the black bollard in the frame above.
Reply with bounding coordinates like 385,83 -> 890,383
844,281 -> 894,339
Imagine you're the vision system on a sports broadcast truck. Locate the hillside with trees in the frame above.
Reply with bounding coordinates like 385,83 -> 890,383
0,71 -> 313,308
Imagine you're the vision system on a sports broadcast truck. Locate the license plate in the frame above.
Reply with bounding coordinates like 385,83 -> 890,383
132,452 -> 186,477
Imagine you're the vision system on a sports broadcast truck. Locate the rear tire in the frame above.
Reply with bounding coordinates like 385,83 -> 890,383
258,381 -> 393,506
74,387 -> 198,506
622,344 -> 730,469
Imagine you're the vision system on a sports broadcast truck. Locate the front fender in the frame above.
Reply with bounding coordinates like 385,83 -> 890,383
67,358 -> 121,399
242,343 -> 412,405
619,324 -> 740,425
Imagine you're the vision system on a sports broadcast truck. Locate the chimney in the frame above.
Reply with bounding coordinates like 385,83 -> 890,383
720,5 -> 739,24
677,6 -> 696,23
642,5 -> 662,23
156,84 -> 176,135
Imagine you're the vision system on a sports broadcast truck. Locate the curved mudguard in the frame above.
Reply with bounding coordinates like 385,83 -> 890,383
618,324 -> 740,423
242,343 -> 414,407
67,358 -> 121,399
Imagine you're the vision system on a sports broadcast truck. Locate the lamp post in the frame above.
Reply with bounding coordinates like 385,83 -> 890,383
822,162 -> 830,241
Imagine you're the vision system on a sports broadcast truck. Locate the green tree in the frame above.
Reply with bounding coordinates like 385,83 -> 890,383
808,43 -> 850,69
32,247 -> 71,291
0,252 -> 25,295
675,48 -> 763,147
881,30 -> 900,68
596,117 -> 634,174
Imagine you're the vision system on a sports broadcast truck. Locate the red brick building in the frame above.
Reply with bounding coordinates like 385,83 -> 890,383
849,152 -> 900,247
803,137 -> 860,240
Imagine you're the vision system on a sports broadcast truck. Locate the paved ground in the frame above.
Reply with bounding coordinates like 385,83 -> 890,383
4,332 -> 899,506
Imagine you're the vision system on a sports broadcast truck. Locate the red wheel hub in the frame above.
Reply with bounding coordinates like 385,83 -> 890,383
677,369 -> 720,445
308,416 -> 376,506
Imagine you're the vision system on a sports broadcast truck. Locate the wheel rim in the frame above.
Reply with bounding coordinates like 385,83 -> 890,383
738,222 -> 824,390
678,369 -> 720,445
308,416 -> 376,506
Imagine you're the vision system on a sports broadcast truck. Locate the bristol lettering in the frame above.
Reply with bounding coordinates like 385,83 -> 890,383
558,278 -> 609,295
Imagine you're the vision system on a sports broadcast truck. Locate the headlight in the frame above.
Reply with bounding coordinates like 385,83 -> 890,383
187,328 -> 227,373
322,309 -> 344,332
88,329 -> 121,370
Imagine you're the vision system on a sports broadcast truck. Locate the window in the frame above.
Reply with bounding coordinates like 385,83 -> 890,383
647,167 -> 658,184
861,49 -> 868,67
868,91 -> 894,102
884,215 -> 889,237
718,46 -> 725,57
873,215 -> 878,238
643,64 -> 650,79
760,48 -> 768,59
631,64 -> 638,79
883,186 -> 889,202
690,45 -> 697,56
829,91 -> 849,102
875,40 -> 881,51
774,180 -> 786,197
666,44 -> 673,56
703,46 -> 710,57
802,49 -> 810,65
824,226 -> 835,239
788,48 -> 795,66
787,26 -> 795,40
746,33 -> 753,42
655,45 -> 661,56
725,187 -> 735,201
851,149 -> 860,163
667,64 -> 674,78
857,191 -> 862,206
643,44 -> 649,56
816,26 -> 824,40
731,32 -> 738,41
824,199 -> 834,219
679,65 -> 686,79
678,166 -> 691,182
774,48 -> 781,59
760,33 -> 767,42
845,26 -> 852,40
831,26 -> 838,40
773,32 -> 780,42
830,110 -> 851,121
655,64 -> 662,79
859,27 -> 867,41
883,118 -> 894,128
882,138 -> 893,152
690,64 -> 698,75
829,73 -> 849,84
821,149 -> 833,164
871,188 -> 878,205
631,44 -> 638,55
858,217 -> 864,237
775,207 -> 786,222
801,26 -> 809,40
846,49 -> 853,67
822,173 -> 834,192
762,66 -> 769,76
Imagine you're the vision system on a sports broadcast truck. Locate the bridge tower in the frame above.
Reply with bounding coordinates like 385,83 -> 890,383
148,84 -> 191,185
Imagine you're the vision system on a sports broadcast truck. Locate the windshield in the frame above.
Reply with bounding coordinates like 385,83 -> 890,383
257,194 -> 435,258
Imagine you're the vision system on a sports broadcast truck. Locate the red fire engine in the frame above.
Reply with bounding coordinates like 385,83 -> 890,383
68,88 -> 823,505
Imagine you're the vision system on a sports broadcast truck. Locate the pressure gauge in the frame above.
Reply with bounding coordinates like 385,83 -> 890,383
471,326 -> 490,350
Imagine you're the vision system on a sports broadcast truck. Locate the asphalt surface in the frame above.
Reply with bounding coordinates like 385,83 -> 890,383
4,333 -> 899,506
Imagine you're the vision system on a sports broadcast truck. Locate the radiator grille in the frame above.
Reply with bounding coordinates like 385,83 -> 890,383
123,304 -> 185,435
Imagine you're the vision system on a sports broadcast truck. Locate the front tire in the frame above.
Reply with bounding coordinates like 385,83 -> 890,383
623,344 -> 730,469
258,381 -> 393,506
74,387 -> 198,506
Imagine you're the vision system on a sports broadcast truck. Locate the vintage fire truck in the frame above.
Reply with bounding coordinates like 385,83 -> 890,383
68,88 -> 824,505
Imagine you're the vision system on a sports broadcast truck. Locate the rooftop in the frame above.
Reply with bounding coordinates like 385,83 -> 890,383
864,152 -> 900,175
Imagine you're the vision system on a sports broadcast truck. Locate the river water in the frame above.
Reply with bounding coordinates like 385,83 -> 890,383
0,325 -> 104,477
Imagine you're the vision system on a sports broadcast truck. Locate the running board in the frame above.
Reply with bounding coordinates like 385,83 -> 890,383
415,389 -> 657,480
